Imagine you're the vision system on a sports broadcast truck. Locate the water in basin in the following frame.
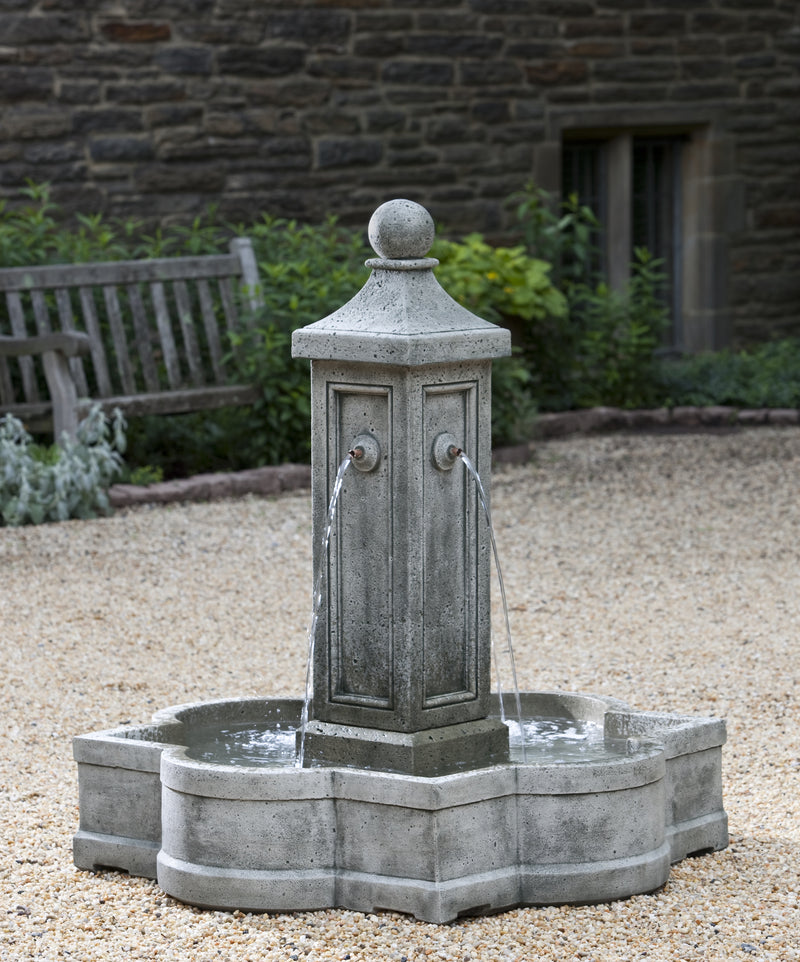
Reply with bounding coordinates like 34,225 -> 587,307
184,714 -> 630,769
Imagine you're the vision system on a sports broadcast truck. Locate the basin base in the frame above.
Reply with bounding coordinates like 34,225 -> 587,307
301,715 -> 510,776
73,692 -> 728,924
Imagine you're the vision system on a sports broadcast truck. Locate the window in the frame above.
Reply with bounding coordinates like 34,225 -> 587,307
534,111 -> 739,353
562,135 -> 685,349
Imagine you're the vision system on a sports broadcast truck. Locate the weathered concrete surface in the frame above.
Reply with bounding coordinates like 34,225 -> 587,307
291,200 -> 511,772
72,691 -> 728,924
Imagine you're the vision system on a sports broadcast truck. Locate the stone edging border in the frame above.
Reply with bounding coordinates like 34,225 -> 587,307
109,404 -> 800,508
109,463 -> 312,509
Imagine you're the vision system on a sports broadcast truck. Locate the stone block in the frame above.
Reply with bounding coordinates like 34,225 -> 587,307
57,81 -> 102,105
89,136 -> 154,163
134,162 -> 226,193
407,34 -> 503,58
691,11 -> 744,33
155,47 -> 213,75
355,11 -> 414,31
671,406 -> 703,426
108,464 -> 311,509
24,140 -> 83,164
143,103 -> 204,128
470,100 -> 511,123
767,409 -> 800,426
180,22 -> 254,44
526,60 -> 589,86
629,12 -> 686,36
73,108 -> 144,134
106,81 -> 187,104
535,411 -> 585,438
593,58 -> 677,82
563,15 -> 624,37
699,405 -> 738,426
353,35 -> 407,58
0,67 -> 54,103
307,55 -> 377,83
382,61 -> 454,86
100,22 -> 171,43
736,408 -> 769,425
461,60 -> 525,85
217,46 -> 305,77
581,406 -> 628,433
0,106 -> 70,139
265,11 -> 351,45
1,13 -> 89,44
317,137 -> 382,168
365,108 -> 406,132
624,407 -> 672,429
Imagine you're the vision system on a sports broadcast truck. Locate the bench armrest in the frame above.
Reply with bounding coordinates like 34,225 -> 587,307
0,331 -> 91,359
0,332 -> 91,439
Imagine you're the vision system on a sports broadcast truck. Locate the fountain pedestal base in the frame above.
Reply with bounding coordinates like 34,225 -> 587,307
300,716 -> 510,776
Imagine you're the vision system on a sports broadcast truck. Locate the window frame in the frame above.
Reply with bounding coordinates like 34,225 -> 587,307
533,108 -> 742,352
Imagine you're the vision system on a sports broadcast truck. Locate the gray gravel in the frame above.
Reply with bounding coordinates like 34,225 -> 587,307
2,428 -> 799,960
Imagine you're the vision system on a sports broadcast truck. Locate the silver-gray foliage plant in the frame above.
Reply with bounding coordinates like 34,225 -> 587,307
0,405 -> 126,526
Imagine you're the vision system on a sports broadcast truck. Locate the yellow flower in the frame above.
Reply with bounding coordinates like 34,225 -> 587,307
486,271 -> 499,281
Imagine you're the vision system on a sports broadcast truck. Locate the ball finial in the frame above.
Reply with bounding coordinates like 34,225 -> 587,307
368,199 -> 435,260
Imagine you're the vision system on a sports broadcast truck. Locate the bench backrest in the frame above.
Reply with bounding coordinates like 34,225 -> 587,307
0,238 -> 262,411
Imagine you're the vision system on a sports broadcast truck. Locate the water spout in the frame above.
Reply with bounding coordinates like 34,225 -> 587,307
458,451 -> 527,761
297,453 -> 352,767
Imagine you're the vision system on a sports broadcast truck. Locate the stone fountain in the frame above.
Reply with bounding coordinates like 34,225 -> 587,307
73,200 -> 728,923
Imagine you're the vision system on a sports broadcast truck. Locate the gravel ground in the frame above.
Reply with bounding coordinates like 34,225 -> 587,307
2,428 -> 799,961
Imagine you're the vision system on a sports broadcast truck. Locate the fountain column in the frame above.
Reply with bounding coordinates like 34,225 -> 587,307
292,199 -> 512,776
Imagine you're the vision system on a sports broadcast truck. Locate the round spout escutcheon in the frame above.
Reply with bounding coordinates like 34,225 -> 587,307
349,434 -> 381,473
432,432 -> 462,471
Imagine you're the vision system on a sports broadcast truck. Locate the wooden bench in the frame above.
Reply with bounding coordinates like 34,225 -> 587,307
0,238 -> 264,439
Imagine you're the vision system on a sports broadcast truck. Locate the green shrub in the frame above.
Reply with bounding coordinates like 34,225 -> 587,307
572,249 -> 670,409
657,339 -> 800,409
0,405 -> 126,525
509,183 -> 670,411
431,232 -> 566,438
432,232 -> 567,325
0,181 -> 231,267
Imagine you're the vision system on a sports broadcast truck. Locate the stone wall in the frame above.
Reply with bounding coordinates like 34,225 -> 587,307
1,0 -> 798,344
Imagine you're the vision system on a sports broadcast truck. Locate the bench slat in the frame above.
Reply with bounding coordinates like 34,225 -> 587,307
5,291 -> 39,403
197,279 -> 225,383
78,287 -> 113,397
82,383 -> 261,419
0,253 -> 243,292
102,286 -> 136,395
173,279 -> 205,387
150,281 -> 182,390
31,289 -> 52,336
55,288 -> 90,398
127,284 -> 160,394
0,355 -> 13,406
218,276 -> 237,335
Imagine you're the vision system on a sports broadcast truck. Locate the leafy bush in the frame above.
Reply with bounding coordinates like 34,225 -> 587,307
657,339 -> 800,409
509,183 -> 670,411
572,249 -> 670,409
0,182 -> 235,267
0,405 -> 126,525
489,355 -> 539,446
431,232 -> 567,442
432,233 -> 566,325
